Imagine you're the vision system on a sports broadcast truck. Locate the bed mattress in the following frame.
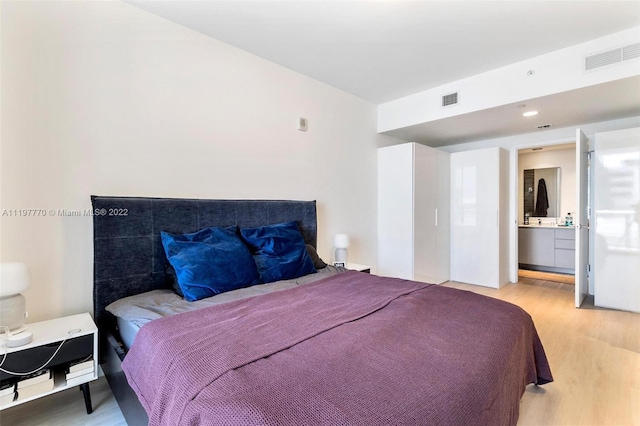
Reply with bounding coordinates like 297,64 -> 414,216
108,266 -> 346,349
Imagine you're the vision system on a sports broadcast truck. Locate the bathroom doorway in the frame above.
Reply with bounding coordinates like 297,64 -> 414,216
512,129 -> 590,307
514,142 -> 578,288
517,142 -> 576,276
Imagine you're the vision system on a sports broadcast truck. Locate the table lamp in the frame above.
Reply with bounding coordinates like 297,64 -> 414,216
0,262 -> 33,347
333,234 -> 350,267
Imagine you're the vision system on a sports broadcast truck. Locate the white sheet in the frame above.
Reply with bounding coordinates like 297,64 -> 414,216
107,266 -> 346,349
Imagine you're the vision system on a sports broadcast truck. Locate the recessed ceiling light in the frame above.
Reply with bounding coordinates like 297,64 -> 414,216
523,111 -> 539,117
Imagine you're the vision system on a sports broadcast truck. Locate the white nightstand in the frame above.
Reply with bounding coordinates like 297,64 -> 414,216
0,313 -> 98,414
344,263 -> 371,273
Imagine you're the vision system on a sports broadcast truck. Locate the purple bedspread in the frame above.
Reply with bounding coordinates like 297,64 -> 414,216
123,272 -> 552,425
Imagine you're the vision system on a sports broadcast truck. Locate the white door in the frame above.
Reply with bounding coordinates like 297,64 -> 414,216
593,127 -> 640,313
435,150 -> 451,284
411,144 -> 437,283
575,129 -> 589,308
450,148 -> 500,288
378,144 -> 415,279
414,144 -> 437,283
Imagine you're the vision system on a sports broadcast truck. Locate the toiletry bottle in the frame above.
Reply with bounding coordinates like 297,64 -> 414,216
524,214 -> 529,225
565,213 -> 573,227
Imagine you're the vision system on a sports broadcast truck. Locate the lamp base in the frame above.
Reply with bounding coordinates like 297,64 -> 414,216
7,330 -> 32,347
0,293 -> 27,331
334,247 -> 348,264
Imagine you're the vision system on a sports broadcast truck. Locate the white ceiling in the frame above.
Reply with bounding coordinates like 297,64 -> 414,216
126,1 -> 640,144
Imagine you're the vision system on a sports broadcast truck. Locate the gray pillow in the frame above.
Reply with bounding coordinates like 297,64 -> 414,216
305,244 -> 327,269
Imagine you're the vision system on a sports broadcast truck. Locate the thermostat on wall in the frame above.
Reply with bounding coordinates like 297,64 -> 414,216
297,117 -> 308,132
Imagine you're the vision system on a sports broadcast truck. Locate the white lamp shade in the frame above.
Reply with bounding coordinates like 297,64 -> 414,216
333,234 -> 350,249
0,263 -> 31,297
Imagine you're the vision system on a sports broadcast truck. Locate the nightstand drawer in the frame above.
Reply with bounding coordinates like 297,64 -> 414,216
0,334 -> 93,381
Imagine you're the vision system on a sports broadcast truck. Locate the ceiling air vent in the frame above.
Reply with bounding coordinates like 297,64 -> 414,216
623,42 -> 640,61
441,92 -> 458,107
585,49 -> 622,71
585,42 -> 640,71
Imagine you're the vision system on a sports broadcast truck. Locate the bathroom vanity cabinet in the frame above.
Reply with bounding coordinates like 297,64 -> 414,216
519,226 -> 575,273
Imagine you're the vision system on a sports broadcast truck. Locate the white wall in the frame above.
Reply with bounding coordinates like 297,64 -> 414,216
519,147 -> 576,222
0,1 -> 399,322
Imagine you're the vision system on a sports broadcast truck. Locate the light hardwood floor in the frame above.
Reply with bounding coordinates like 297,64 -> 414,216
2,280 -> 639,426
0,375 -> 126,426
444,281 -> 640,426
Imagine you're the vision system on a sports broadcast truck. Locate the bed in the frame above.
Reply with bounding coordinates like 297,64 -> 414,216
92,196 -> 552,426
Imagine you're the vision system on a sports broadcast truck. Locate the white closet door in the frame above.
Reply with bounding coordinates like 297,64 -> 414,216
378,144 -> 414,279
436,150 -> 451,283
414,144 -> 437,283
575,129 -> 590,308
450,148 -> 500,287
593,127 -> 640,313
498,148 -> 510,286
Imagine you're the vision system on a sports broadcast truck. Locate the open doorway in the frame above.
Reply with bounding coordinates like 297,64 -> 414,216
516,143 -> 577,287
512,129 -> 590,308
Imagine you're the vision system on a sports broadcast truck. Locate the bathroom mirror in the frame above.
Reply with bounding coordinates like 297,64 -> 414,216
523,167 -> 560,218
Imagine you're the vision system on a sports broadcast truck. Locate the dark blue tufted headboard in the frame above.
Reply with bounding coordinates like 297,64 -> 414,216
91,196 -> 317,329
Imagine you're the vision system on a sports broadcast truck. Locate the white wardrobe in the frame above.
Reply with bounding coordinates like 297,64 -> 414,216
592,127 -> 640,313
450,147 -> 510,288
378,142 -> 450,284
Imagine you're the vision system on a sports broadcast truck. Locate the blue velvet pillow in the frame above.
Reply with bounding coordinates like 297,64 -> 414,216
161,226 -> 260,302
240,221 -> 316,283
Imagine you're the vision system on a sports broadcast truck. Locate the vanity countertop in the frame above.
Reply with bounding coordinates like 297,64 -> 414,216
519,224 -> 573,228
